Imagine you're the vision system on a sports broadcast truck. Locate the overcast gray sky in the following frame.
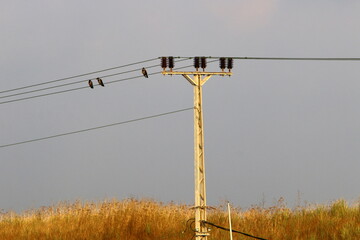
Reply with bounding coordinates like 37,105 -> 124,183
1,0 -> 359,212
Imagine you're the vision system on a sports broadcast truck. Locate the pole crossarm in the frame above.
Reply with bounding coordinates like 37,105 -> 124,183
162,71 -> 232,76
162,71 -> 232,86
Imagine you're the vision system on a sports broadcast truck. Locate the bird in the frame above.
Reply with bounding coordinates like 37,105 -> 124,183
142,67 -> 148,78
97,77 -> 105,87
88,80 -> 94,89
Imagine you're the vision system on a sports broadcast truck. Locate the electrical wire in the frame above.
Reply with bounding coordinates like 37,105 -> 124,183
0,107 -> 193,149
232,57 -> 360,61
6,54 -> 357,104
0,59 -> 216,105
173,56 -> 360,61
184,219 -> 197,240
0,66 -> 148,100
0,57 -> 159,95
183,218 -> 196,234
3,55 -> 359,99
202,221 -> 269,240
0,58 -> 191,100
0,75 -> 138,105
0,86 -> 87,105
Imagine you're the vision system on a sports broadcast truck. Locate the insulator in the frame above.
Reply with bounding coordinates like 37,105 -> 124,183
219,57 -> 226,71
227,58 -> 233,71
161,57 -> 167,70
168,56 -> 174,70
201,57 -> 207,71
194,57 -> 200,70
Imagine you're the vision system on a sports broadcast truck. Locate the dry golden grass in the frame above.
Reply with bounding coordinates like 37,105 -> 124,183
0,198 -> 359,240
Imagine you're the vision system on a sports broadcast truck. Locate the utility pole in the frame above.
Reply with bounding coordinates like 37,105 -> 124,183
161,57 -> 233,240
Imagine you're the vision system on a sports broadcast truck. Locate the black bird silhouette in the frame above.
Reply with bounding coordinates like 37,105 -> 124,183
97,77 -> 105,87
88,80 -> 94,89
142,67 -> 148,78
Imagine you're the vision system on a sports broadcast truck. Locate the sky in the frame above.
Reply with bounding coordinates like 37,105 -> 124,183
1,0 -> 360,212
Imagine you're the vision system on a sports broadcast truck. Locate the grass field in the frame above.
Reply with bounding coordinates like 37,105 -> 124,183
0,198 -> 359,240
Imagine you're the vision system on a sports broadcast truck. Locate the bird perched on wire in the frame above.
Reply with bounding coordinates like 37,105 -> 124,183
142,67 -> 148,78
88,80 -> 94,89
97,77 -> 105,87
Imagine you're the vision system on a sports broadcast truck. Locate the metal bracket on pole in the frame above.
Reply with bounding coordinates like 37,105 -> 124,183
162,69 -> 232,240
182,74 -> 196,86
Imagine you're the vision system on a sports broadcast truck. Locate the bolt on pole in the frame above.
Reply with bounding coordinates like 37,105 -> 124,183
161,56 -> 232,240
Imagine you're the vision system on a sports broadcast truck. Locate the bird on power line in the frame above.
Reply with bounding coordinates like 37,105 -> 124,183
142,67 -> 148,78
88,80 -> 94,89
97,77 -> 105,87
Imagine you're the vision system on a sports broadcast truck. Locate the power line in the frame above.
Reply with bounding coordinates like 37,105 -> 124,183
0,107 -> 193,149
0,86 -> 87,105
0,57 -> 159,95
0,58 -> 192,100
0,59 -> 214,105
173,56 -> 360,61
233,57 -> 360,61
8,53 -> 357,105
3,55 -> 359,97
0,64 -> 159,100
202,221 -> 269,240
0,57 -> 196,99
4,55 -> 358,103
